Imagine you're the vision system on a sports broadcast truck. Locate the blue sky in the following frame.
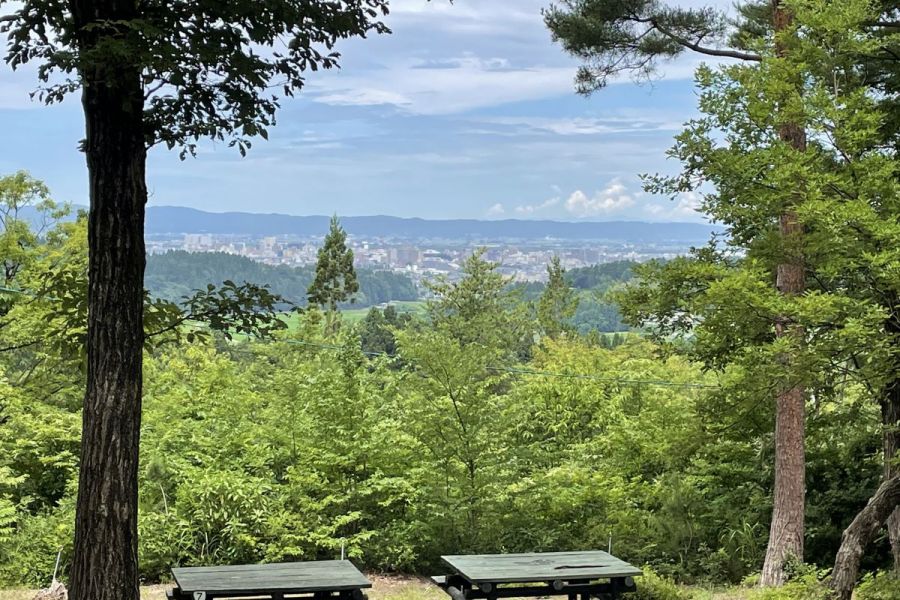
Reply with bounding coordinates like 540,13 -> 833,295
0,0 -> 731,223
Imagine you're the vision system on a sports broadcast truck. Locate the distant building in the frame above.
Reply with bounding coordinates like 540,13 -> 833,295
389,245 -> 421,267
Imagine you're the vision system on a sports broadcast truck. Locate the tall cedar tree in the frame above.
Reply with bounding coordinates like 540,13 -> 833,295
547,0 -> 805,584
602,0 -> 900,593
308,215 -> 360,320
545,0 -> 900,576
538,256 -> 579,340
0,3 -> 388,600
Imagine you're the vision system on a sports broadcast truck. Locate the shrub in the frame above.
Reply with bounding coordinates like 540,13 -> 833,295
856,570 -> 900,600
748,565 -> 832,600
632,568 -> 694,600
0,502 -> 74,588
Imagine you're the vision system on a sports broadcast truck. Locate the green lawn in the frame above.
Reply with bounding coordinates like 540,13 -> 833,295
282,301 -> 427,329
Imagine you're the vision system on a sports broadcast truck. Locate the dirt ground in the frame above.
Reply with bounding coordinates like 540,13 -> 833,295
0,574 -> 447,600
0,573 -> 780,600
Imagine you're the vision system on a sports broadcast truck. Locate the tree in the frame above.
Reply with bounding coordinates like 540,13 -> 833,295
0,171 -> 66,292
547,0 -> 811,584
0,4 -> 389,599
308,215 -> 359,332
358,305 -> 411,357
546,0 -> 900,575
613,0 -> 900,587
538,256 -> 579,340
543,0 -> 762,96
426,248 -> 530,358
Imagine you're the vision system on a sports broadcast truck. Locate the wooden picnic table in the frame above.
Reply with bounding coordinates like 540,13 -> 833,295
433,551 -> 641,600
168,560 -> 371,600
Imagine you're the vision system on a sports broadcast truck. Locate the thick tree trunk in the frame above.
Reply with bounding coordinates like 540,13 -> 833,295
830,473 -> 900,600
68,3 -> 147,600
760,0 -> 808,587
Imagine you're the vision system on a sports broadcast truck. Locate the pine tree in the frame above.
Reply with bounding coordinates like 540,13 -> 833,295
308,216 -> 359,331
538,256 -> 579,340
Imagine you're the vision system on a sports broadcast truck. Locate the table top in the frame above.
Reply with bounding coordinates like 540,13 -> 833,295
441,551 -> 642,583
172,560 -> 372,594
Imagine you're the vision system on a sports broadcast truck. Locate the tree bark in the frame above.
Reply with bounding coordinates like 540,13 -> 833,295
883,363 -> 900,570
830,473 -> 900,600
68,3 -> 147,600
760,0 -> 808,587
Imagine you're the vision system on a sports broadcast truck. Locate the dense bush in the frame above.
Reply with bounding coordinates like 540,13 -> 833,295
631,569 -> 693,600
856,571 -> 900,600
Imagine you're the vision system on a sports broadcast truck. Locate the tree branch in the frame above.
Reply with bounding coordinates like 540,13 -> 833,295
831,473 -> 900,600
651,18 -> 763,62
0,339 -> 41,352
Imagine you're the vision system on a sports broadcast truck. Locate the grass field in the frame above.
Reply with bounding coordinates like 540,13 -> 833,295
282,301 -> 427,329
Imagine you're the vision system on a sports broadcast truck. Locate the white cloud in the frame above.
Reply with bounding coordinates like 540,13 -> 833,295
486,115 -> 682,136
564,179 -> 635,217
486,202 -> 506,216
313,87 -> 413,109
309,55 -> 575,115
643,191 -> 704,221
515,196 -> 559,215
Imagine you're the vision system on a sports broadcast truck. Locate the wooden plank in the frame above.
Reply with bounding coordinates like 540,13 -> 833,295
172,561 -> 371,594
441,551 -> 642,584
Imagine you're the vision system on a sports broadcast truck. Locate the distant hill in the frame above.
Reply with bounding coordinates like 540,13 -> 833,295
17,204 -> 719,242
146,251 -> 418,308
144,206 -> 717,242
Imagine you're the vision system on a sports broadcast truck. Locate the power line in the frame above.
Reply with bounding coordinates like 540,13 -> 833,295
487,366 -> 719,389
0,286 -> 31,296
1,285 -> 718,389
251,338 -> 719,389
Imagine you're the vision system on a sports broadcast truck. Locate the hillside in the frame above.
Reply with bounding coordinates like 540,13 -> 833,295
145,251 -> 418,308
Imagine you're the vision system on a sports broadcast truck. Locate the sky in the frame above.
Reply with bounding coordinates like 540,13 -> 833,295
0,0 -> 732,223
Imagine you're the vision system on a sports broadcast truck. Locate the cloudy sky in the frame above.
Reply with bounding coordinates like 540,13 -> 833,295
0,0 -> 731,223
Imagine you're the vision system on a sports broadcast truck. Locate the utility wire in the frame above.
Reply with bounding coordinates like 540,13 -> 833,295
257,338 -> 720,389
1,285 -> 719,389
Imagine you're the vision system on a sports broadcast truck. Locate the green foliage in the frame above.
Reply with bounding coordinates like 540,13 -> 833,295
515,261 -> 635,334
566,261 -> 636,291
612,2 -> 899,573
0,170 -> 893,591
746,564 -> 831,600
426,249 -> 531,357
538,256 -> 579,340
856,570 -> 900,600
308,216 -> 361,318
544,0 -> 759,94
358,305 -> 412,357
0,467 -> 19,546
631,568 -> 693,600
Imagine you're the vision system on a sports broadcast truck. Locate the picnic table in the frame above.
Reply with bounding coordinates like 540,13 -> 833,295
432,551 -> 641,600
168,560 -> 371,600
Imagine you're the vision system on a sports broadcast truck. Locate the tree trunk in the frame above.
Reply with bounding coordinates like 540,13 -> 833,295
883,370 -> 900,570
879,314 -> 900,570
830,473 -> 900,600
760,0 -> 808,587
68,3 -> 147,600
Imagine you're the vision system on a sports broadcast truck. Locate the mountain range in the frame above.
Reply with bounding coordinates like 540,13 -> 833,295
20,205 -> 719,242
144,206 -> 717,242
